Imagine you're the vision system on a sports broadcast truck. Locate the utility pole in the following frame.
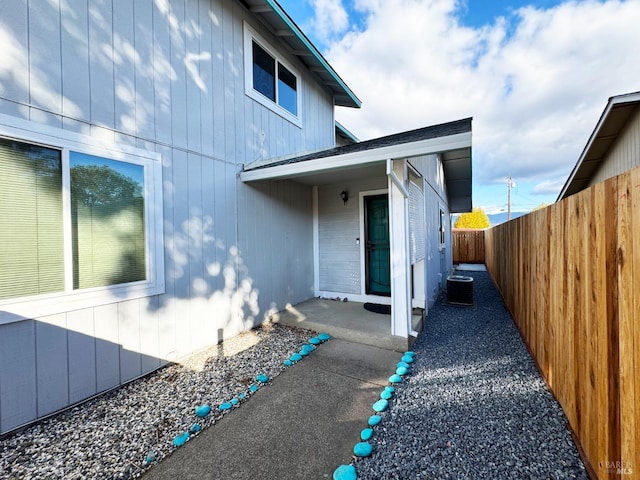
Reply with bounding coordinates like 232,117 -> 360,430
507,175 -> 515,221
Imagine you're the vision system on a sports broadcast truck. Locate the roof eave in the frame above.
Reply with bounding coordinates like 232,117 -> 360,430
256,0 -> 361,109
240,131 -> 472,183
557,91 -> 640,201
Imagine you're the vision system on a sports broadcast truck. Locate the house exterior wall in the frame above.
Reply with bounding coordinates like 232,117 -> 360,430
237,180 -> 315,321
317,177 -> 387,296
0,0 -> 332,434
589,107 -> 640,187
315,154 -> 452,310
408,154 -> 452,308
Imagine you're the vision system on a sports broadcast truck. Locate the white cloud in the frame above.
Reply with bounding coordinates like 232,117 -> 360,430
326,0 -> 640,193
308,0 -> 350,43
532,178 -> 566,195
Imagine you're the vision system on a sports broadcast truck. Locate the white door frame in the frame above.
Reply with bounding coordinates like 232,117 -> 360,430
358,188 -> 391,305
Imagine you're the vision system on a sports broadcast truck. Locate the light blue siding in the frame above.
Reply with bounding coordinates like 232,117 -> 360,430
317,178 -> 387,295
0,0 -> 334,434
94,304 -> 121,393
35,316 -> 69,416
0,321 -> 37,432
88,0 -> 116,128
67,310 -> 97,404
409,154 -> 452,308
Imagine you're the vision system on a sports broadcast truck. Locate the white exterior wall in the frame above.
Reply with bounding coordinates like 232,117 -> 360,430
0,0 -> 334,434
589,108 -> 640,186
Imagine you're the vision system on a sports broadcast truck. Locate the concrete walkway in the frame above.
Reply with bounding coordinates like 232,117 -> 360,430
140,339 -> 401,479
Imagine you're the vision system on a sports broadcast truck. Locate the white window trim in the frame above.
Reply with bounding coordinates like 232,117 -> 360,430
0,113 -> 165,325
439,203 -> 447,250
243,22 -> 302,127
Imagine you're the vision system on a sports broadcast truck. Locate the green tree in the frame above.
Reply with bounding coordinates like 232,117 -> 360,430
454,208 -> 490,229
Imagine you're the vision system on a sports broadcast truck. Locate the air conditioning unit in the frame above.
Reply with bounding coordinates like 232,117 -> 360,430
447,275 -> 474,306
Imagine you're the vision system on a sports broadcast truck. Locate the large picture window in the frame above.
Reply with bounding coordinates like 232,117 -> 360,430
244,23 -> 301,125
0,115 -> 164,322
70,153 -> 146,289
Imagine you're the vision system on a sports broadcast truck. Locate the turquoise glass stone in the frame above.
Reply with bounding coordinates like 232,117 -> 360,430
283,359 -> 293,366
256,374 -> 269,383
360,428 -> 374,441
384,386 -> 395,393
194,404 -> 211,417
230,398 -> 239,405
189,423 -> 201,434
218,402 -> 232,411
290,353 -> 302,362
380,390 -> 392,400
144,450 -> 157,464
372,399 -> 388,412
299,348 -> 309,356
353,442 -> 373,457
389,374 -> 402,383
333,464 -> 357,480
401,355 -> 414,364
397,361 -> 410,369
173,432 -> 190,447
404,350 -> 416,357
368,415 -> 382,426
318,333 -> 331,341
249,384 -> 259,392
396,366 -> 409,376
309,337 -> 321,345
239,393 -> 247,400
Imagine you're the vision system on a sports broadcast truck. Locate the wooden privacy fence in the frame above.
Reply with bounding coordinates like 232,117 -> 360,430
484,166 -> 639,480
452,229 -> 485,264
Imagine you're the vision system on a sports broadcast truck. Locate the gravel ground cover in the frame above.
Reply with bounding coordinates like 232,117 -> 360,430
0,323 -> 310,480
353,271 -> 589,479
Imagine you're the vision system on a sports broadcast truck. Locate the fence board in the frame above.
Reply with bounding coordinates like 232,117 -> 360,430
452,229 -> 485,264
618,170 -> 637,477
482,165 -> 640,480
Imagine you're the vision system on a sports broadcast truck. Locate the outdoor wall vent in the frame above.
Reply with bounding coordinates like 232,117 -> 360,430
447,275 -> 474,306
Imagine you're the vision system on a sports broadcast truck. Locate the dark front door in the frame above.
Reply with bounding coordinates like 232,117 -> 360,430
365,194 -> 391,296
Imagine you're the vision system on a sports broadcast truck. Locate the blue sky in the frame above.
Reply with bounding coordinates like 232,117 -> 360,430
276,0 -> 640,214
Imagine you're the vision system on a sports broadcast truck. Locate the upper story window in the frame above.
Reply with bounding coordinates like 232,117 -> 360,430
244,23 -> 301,126
0,114 -> 164,323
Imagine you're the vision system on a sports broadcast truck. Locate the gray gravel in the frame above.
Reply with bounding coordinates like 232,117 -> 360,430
0,323 -> 310,480
354,270 -> 589,479
0,271 -> 589,480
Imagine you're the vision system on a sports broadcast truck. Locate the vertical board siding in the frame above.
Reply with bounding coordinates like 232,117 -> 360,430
452,229 -> 485,263
88,0 -> 116,129
317,178 -> 387,295
484,165 -> 640,480
61,1 -> 90,121
67,310 -> 97,404
35,315 -> 69,417
0,0 -> 339,434
237,179 -> 314,321
0,321 -> 37,432
94,303 -> 121,393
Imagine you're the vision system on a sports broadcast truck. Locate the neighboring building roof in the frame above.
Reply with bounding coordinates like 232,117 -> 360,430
335,121 -> 359,144
558,91 -> 640,201
242,118 -> 473,213
245,0 -> 361,109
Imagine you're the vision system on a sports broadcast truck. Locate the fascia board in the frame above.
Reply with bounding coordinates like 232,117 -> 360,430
241,132 -> 471,182
264,0 -> 361,108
